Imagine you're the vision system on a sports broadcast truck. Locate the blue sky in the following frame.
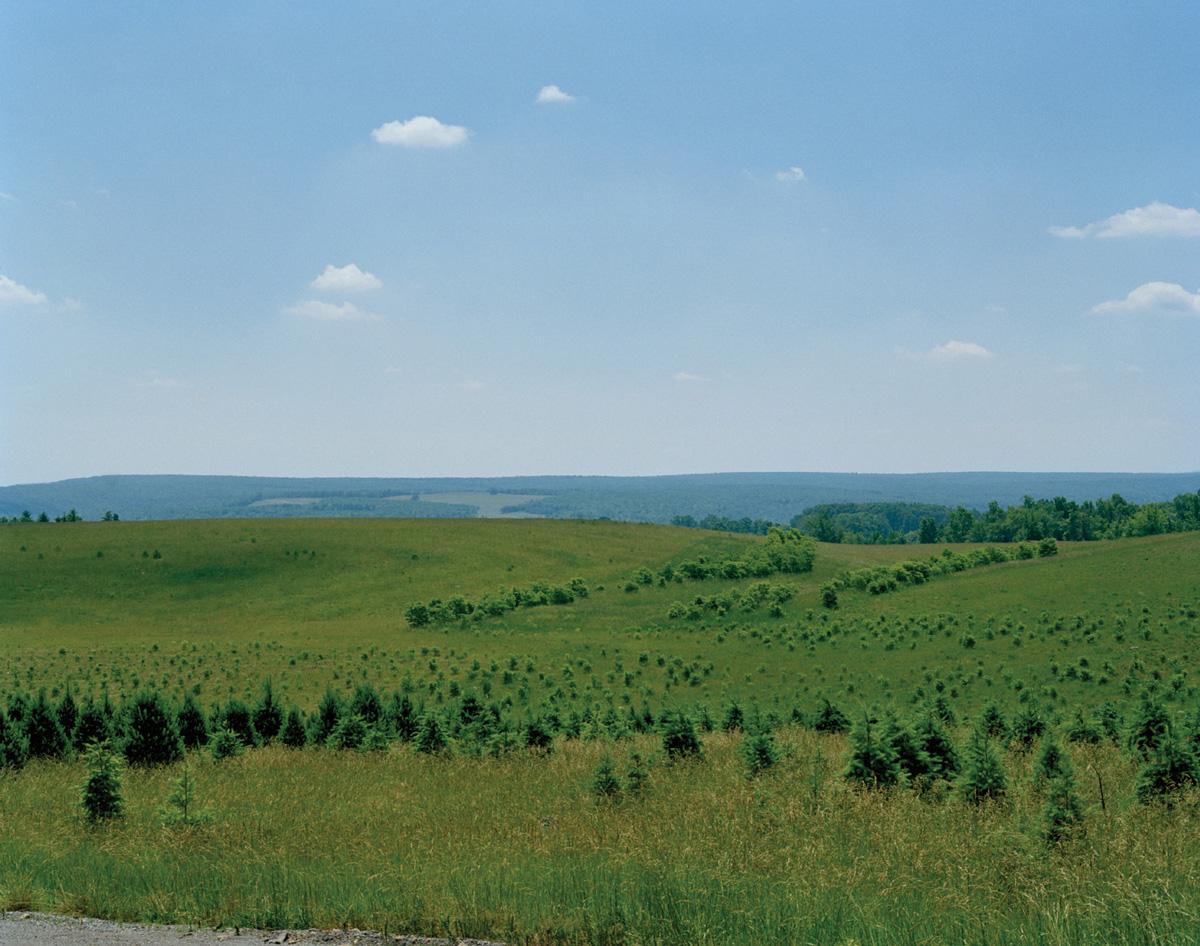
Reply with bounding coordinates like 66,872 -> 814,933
2,1 -> 1197,484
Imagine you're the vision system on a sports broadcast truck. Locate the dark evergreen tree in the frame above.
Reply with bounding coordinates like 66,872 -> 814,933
1128,693 -> 1173,759
177,693 -> 209,750
1041,747 -> 1084,844
280,708 -> 308,748
55,686 -> 79,744
252,678 -> 284,743
978,702 -> 1010,741
661,711 -> 702,759
0,708 -> 29,770
929,695 -> 957,727
1065,709 -> 1102,745
959,728 -> 1007,804
330,714 -> 368,750
348,681 -> 384,729
122,690 -> 183,766
1010,704 -> 1047,750
308,686 -> 344,746
742,724 -> 778,778
844,714 -> 900,788
914,712 -> 958,779
812,698 -> 850,734
25,688 -> 68,760
209,727 -> 243,761
1031,736 -> 1072,795
592,754 -> 622,800
721,701 -> 745,733
73,696 -> 114,751
625,751 -> 649,796
886,715 -> 932,780
217,698 -> 257,747
1136,737 -> 1199,804
389,692 -> 419,743
524,715 -> 553,752
415,712 -> 447,754
80,740 -> 123,822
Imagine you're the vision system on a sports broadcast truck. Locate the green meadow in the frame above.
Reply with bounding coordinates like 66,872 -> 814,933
2,518 -> 1200,944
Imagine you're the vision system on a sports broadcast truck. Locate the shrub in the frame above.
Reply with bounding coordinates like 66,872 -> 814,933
914,712 -> 958,779
0,709 -> 29,770
217,698 -> 257,748
330,714 -> 369,751
308,686 -> 344,746
1128,693 -> 1172,759
80,740 -> 123,823
625,751 -> 649,796
161,766 -> 213,826
742,726 -> 778,778
812,698 -> 850,734
121,690 -> 183,766
1136,738 -> 1199,804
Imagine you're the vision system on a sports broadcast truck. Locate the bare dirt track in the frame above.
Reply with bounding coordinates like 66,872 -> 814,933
0,913 -> 505,946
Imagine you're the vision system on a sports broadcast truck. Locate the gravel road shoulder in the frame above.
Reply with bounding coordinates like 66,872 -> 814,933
0,912 -> 506,946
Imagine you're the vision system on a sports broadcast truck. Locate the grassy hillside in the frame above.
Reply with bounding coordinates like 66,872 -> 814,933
3,519 -> 1200,945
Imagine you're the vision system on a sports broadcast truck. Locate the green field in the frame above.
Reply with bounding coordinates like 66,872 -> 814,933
2,518 -> 1200,944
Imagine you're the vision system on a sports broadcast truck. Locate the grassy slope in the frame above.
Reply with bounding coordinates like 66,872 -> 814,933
3,520 -> 1200,945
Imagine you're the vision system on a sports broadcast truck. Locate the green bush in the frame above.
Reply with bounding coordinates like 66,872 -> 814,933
80,740 -> 123,822
121,690 -> 183,766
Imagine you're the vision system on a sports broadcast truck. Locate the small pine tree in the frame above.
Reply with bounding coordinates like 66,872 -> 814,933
177,693 -> 209,750
209,727 -> 244,761
56,686 -> 80,744
280,708 -> 307,748
217,698 -> 257,748
0,709 -> 29,770
742,725 -> 778,778
74,696 -> 114,751
80,740 -> 123,822
722,701 -> 745,733
812,698 -> 851,734
661,711 -> 702,759
390,693 -> 419,743
914,712 -> 958,779
978,702 -> 1010,741
1128,693 -> 1172,759
349,681 -> 384,729
161,766 -> 213,825
886,715 -> 932,781
844,714 -> 900,788
960,728 -> 1007,804
25,688 -> 68,760
330,714 -> 368,751
1010,704 -> 1047,750
625,751 -> 649,796
1136,737 -> 1199,804
308,686 -> 344,746
524,715 -> 553,752
415,713 -> 447,754
1031,736 -> 1071,795
252,678 -> 284,744
121,690 -> 183,766
592,754 -> 622,800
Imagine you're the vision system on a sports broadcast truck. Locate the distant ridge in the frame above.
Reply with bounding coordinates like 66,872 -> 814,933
2,472 -> 1197,524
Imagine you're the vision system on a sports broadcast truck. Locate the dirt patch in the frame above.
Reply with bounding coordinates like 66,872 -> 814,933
0,913 -> 505,946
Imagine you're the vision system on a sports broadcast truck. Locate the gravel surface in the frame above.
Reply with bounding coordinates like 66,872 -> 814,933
0,912 -> 506,946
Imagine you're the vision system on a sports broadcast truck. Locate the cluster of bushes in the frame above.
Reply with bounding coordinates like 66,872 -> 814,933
625,528 -> 815,593
666,580 -> 795,620
404,577 -> 589,627
1,508 -> 119,523
820,540 -> 1057,608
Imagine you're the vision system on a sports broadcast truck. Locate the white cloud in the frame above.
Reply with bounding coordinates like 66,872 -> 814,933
1050,202 -> 1200,239
536,85 -> 575,104
900,340 -> 994,361
775,167 -> 806,182
371,116 -> 469,148
134,370 -> 184,389
0,191 -> 16,201
282,300 -> 380,321
1091,282 -> 1200,317
458,380 -> 485,391
673,371 -> 708,382
0,275 -> 48,306
311,263 -> 382,293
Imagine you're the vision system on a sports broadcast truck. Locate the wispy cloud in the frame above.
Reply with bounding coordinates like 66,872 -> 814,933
458,379 -> 485,391
900,340 -> 994,361
134,370 -> 184,389
282,300 -> 380,321
775,167 -> 806,182
673,371 -> 709,383
311,263 -> 382,293
536,85 -> 576,104
0,274 -> 48,306
1050,202 -> 1200,239
371,116 -> 469,148
1091,282 -> 1200,317
0,191 -> 16,202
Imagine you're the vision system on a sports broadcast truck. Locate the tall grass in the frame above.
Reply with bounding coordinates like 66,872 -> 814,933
2,732 -> 1199,945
